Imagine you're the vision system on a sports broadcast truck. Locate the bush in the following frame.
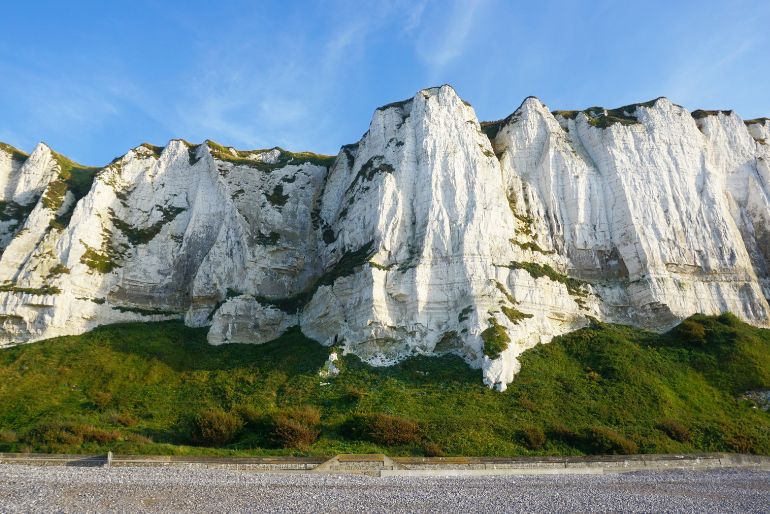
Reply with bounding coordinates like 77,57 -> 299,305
521,425 -> 546,450
27,422 -> 84,447
344,385 -> 367,402
717,312 -> 740,328
586,369 -> 601,381
548,423 -> 580,445
657,419 -> 691,442
26,422 -> 122,448
726,433 -> 756,454
344,413 -> 421,446
422,441 -> 445,457
582,426 -> 638,455
79,425 -> 122,444
109,412 -> 138,427
675,319 -> 707,345
481,322 -> 510,360
0,429 -> 18,443
270,406 -> 321,450
235,404 -> 263,429
125,433 -> 153,445
91,391 -> 113,410
191,407 -> 243,446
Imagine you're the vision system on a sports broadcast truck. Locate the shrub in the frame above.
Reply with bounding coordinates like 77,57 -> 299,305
26,422 -> 122,448
91,391 -> 113,410
582,426 -> 638,455
270,406 -> 321,450
501,306 -> 533,325
726,433 -> 756,454
481,321 -> 510,360
521,425 -> 546,450
125,433 -> 153,445
344,413 -> 421,446
109,412 -> 138,427
27,422 -> 84,447
191,407 -> 243,446
548,424 -> 580,446
80,246 -> 119,274
235,404 -> 263,429
48,263 -> 70,276
344,385 -> 367,402
0,429 -> 18,443
78,425 -> 122,444
657,419 -> 691,443
504,261 -> 586,296
675,319 -> 707,345
586,369 -> 601,381
422,441 -> 445,457
265,184 -> 289,207
717,312 -> 740,327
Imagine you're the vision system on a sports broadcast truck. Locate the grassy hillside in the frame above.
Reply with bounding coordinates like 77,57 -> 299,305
0,313 -> 768,457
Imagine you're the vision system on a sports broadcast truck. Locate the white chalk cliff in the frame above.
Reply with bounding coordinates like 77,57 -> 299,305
0,85 -> 768,390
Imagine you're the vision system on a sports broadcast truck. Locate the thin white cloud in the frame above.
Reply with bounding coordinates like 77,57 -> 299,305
0,61 -> 127,155
665,37 -> 756,107
2,2 -> 456,158
161,5 -> 390,153
658,6 -> 768,113
412,0 -> 487,81
403,0 -> 429,34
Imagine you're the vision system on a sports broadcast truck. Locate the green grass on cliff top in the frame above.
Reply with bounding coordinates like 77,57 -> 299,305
0,313 -> 768,457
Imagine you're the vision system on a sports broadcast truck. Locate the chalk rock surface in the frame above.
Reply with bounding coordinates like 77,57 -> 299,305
0,86 -> 768,389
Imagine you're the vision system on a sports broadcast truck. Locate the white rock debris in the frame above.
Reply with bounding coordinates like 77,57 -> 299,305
0,86 -> 768,390
319,352 -> 340,378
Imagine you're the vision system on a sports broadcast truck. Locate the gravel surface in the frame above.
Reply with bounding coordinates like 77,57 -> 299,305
0,464 -> 768,513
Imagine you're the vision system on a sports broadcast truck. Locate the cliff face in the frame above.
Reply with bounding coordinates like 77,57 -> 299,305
1,85 -> 768,389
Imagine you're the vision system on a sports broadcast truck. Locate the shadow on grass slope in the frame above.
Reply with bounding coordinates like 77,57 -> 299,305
0,313 -> 768,457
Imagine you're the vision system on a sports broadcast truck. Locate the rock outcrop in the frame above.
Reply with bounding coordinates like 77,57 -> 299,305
1,86 -> 768,389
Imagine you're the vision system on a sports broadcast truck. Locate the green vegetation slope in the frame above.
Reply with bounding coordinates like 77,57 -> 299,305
0,313 -> 768,456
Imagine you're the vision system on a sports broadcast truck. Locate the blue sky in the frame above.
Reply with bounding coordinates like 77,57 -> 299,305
1,0 -> 768,165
